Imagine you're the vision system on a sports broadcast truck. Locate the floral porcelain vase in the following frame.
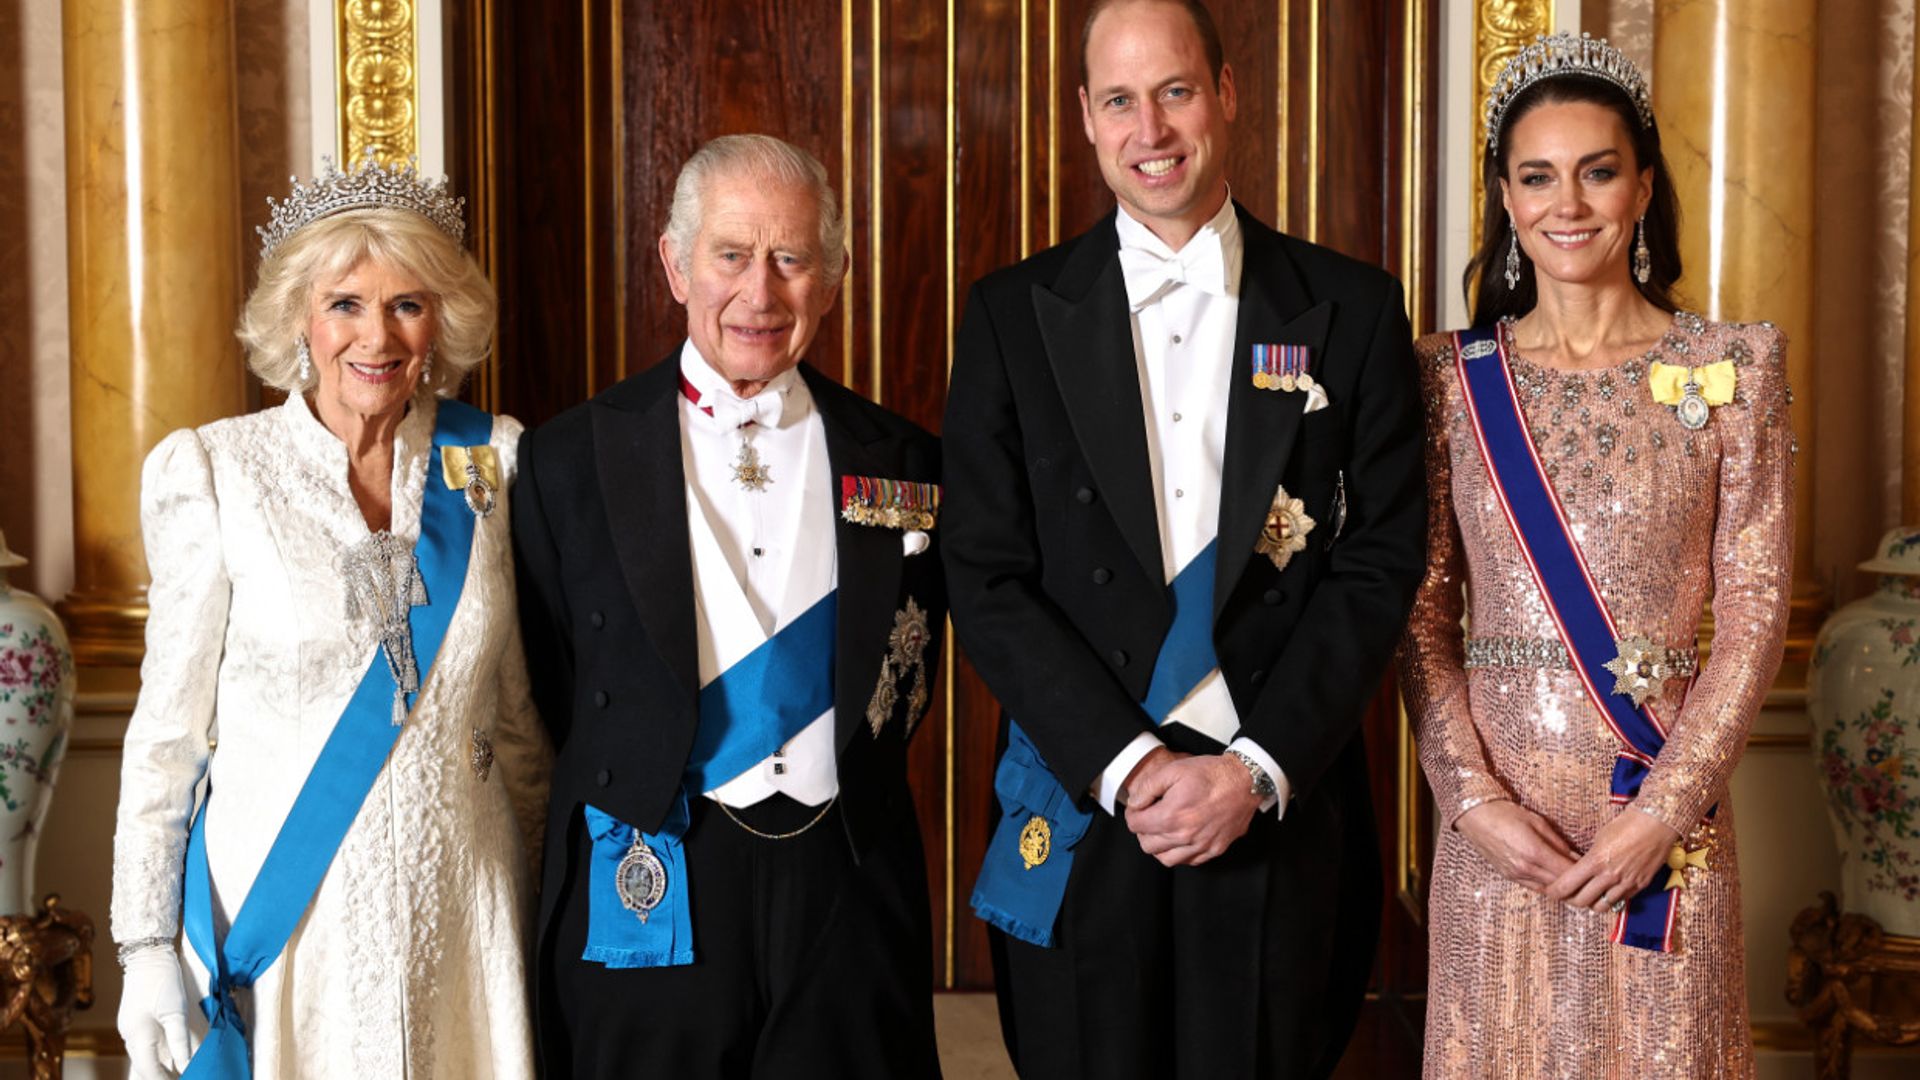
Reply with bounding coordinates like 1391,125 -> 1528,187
1808,527 -> 1920,936
0,530 -> 74,915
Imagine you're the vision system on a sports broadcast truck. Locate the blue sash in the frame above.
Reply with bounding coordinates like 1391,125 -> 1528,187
181,399 -> 493,1078
1454,327 -> 1696,953
971,540 -> 1219,947
580,592 -> 837,968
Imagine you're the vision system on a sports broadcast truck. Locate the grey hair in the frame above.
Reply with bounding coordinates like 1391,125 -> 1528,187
236,207 -> 497,396
663,134 -> 847,278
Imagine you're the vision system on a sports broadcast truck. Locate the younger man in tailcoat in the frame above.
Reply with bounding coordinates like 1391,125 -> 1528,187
944,1 -> 1426,1075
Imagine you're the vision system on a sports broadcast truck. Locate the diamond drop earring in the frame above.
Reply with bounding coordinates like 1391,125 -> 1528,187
421,343 -> 435,389
296,336 -> 312,386
1504,225 -> 1523,291
1633,217 -> 1652,285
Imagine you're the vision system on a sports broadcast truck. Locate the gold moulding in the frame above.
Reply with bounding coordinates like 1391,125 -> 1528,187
54,593 -> 150,667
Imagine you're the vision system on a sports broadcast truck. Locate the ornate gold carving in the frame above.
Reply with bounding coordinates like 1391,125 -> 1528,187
1470,0 -> 1553,248
0,895 -> 95,1079
339,0 -> 418,166
1786,893 -> 1920,1077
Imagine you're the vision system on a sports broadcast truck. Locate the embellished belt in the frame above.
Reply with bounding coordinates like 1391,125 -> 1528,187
1465,634 -> 1698,692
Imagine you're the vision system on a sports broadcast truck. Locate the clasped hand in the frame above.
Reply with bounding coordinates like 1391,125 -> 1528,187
1119,747 -> 1261,867
1455,800 -> 1679,913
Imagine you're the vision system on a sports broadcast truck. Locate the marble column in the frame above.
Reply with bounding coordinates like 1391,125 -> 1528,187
1653,0 -> 1822,685
60,0 -> 247,665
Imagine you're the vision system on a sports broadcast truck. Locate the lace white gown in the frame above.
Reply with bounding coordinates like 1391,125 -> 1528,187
111,392 -> 551,1079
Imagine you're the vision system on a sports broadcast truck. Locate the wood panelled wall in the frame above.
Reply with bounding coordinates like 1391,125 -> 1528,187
453,0 -> 1439,994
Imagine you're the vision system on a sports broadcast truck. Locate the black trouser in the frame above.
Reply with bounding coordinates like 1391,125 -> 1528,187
547,793 -> 941,1080
991,728 -> 1380,1080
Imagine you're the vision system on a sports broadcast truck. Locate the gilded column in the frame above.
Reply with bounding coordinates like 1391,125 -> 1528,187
1905,39 -> 1920,522
1471,1 -> 1554,251
61,0 -> 246,665
1652,0 -> 1823,683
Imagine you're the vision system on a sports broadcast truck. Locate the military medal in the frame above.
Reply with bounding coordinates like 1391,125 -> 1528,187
1018,815 -> 1052,870
732,439 -> 772,491
1252,343 -> 1313,393
841,475 -> 940,530
615,835 -> 669,923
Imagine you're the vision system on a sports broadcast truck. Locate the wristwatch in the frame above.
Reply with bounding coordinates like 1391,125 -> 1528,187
1224,749 -> 1277,801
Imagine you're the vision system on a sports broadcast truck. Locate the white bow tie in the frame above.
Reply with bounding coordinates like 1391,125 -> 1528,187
704,386 -> 786,432
1118,229 -> 1227,311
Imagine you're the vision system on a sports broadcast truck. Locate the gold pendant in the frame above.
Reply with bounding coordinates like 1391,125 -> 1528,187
1664,842 -> 1709,891
1019,815 -> 1052,870
732,440 -> 772,491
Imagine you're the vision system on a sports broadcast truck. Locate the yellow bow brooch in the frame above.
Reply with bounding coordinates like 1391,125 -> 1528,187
1647,360 -> 1735,432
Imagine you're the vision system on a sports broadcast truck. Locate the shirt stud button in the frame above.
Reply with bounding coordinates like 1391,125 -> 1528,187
1172,334 -> 1183,344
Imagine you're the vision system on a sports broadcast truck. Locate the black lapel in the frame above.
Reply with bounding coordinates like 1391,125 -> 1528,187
591,357 -> 700,700
1032,216 -> 1166,584
1215,207 -> 1333,618
801,365 -> 905,753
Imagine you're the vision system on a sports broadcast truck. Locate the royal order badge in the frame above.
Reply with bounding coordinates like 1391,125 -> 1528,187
867,598 -> 932,736
615,835 -> 669,923
1256,487 -> 1316,572
1018,815 -> 1052,870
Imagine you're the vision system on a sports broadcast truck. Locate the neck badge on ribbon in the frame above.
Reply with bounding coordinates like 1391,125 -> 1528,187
181,399 -> 493,1078
1453,327 -> 1709,953
579,592 -> 838,969
971,541 -> 1220,948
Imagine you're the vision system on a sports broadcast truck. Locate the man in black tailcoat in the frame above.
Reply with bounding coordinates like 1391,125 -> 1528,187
514,134 -> 944,1079
944,1 -> 1426,1076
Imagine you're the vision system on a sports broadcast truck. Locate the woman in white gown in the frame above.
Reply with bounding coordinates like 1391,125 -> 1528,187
110,157 -> 551,1080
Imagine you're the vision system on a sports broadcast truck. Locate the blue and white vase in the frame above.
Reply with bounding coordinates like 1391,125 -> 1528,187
0,530 -> 74,915
1808,527 -> 1920,937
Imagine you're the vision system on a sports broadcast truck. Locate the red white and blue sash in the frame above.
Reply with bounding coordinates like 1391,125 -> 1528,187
1452,326 -> 1686,953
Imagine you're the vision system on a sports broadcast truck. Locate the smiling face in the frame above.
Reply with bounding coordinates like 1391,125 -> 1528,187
305,257 -> 435,425
660,172 -> 844,393
1079,0 -> 1236,249
1501,100 -> 1653,291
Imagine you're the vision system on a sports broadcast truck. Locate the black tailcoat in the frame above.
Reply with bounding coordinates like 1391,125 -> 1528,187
513,358 -> 945,1078
942,204 -> 1425,1078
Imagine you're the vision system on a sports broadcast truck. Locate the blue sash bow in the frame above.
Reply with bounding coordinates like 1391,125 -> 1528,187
580,591 -> 837,968
181,399 -> 493,1078
971,540 -> 1219,947
1454,327 -> 1700,953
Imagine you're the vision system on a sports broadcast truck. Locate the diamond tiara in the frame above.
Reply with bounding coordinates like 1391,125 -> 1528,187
1484,32 -> 1654,153
257,151 -> 467,260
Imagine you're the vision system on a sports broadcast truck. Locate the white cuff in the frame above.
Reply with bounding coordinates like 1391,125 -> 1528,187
1094,732 -> 1165,815
1227,737 -> 1291,819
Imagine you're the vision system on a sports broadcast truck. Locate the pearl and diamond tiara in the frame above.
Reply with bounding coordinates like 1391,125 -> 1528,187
1484,32 -> 1654,153
256,151 -> 466,260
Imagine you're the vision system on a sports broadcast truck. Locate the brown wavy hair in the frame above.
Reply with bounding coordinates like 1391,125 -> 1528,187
1464,75 -> 1682,327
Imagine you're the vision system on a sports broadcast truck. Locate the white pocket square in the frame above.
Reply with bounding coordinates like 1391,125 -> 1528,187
1302,381 -> 1330,413
902,530 -> 930,557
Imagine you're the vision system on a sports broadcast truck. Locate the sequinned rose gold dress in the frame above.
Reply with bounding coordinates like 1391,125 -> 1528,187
1401,314 -> 1792,1079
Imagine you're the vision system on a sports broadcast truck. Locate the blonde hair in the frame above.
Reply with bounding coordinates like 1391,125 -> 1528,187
237,208 -> 497,395
663,134 -> 847,278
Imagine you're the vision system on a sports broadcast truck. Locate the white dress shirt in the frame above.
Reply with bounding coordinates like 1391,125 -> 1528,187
1093,196 -> 1291,818
678,342 -> 839,808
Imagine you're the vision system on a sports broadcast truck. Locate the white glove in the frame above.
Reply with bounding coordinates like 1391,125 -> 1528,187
118,946 -> 197,1080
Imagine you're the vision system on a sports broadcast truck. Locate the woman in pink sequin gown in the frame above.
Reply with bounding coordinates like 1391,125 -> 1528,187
1400,34 -> 1791,1079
